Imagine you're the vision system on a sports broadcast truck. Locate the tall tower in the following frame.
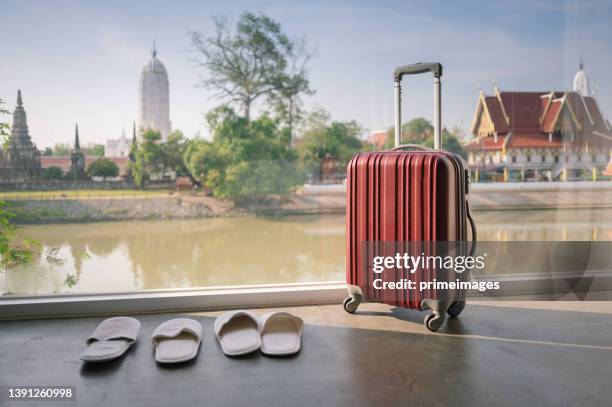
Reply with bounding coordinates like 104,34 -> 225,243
70,124 -> 85,179
573,59 -> 590,97
138,42 -> 171,140
2,90 -> 41,179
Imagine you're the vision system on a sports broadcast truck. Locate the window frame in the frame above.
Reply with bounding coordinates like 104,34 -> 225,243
0,282 -> 347,319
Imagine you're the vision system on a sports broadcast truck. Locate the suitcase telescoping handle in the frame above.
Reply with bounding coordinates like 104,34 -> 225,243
394,62 -> 442,150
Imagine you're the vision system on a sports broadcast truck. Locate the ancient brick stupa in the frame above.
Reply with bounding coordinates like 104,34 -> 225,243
0,90 -> 41,181
69,124 -> 85,179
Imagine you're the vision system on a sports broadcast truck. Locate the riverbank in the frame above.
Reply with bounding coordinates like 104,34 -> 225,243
5,181 -> 612,224
7,195 -> 232,224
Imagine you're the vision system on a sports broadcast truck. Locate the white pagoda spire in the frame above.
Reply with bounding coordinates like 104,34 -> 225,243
138,41 -> 171,140
573,58 -> 590,97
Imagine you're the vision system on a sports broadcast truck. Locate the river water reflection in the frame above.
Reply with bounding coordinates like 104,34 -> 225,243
4,208 -> 612,295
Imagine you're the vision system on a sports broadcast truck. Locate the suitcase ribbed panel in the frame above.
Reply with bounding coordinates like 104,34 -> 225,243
346,151 -> 467,309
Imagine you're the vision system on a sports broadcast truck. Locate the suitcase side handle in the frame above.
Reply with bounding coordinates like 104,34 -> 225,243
394,62 -> 442,150
389,144 -> 434,152
467,201 -> 477,257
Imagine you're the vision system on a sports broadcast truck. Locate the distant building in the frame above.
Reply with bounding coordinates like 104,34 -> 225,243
368,129 -> 388,149
466,62 -> 612,182
0,90 -> 41,181
69,124 -> 86,179
105,42 -> 172,151
604,158 -> 612,177
139,42 -> 171,140
42,124 -> 130,178
106,123 -> 135,158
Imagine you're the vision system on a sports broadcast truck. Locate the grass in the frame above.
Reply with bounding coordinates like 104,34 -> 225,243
0,189 -> 175,200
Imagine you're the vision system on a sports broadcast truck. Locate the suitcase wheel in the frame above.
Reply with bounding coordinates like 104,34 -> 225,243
421,299 -> 448,332
424,312 -> 445,332
342,294 -> 362,314
447,300 -> 466,318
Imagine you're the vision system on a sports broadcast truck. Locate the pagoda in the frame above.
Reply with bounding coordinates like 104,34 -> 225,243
0,90 -> 41,181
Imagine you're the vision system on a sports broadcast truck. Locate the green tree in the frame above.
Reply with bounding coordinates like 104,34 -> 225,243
42,147 -> 53,156
162,130 -> 189,176
0,202 -> 66,294
0,202 -> 36,293
183,106 -> 303,203
0,98 -> 10,149
83,144 -> 105,157
384,117 -> 433,148
190,12 -> 312,122
423,128 -> 467,159
297,108 -> 364,175
52,143 -> 71,156
87,158 -> 119,180
267,39 -> 314,141
129,129 -> 165,188
381,117 -> 466,158
42,166 -> 64,181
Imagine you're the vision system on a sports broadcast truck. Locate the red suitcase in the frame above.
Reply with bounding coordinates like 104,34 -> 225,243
343,63 -> 477,331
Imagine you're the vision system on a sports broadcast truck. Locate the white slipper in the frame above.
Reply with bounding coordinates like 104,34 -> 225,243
151,318 -> 202,364
214,310 -> 260,356
80,317 -> 141,362
258,312 -> 303,356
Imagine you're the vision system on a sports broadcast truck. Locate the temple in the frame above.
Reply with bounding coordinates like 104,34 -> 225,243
466,62 -> 612,181
105,123 -> 134,158
0,90 -> 41,181
138,42 -> 171,140
69,124 -> 86,179
40,128 -> 129,178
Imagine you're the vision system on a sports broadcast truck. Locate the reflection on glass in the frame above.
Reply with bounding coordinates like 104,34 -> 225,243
3,209 -> 611,295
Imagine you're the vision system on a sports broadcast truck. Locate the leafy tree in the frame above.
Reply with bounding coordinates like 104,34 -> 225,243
52,143 -> 71,156
296,106 -> 331,135
42,147 -> 53,156
42,166 -> 64,181
0,202 -> 37,293
183,106 -> 303,203
381,117 -> 466,158
401,117 -> 434,143
423,128 -> 467,159
0,202 -> 65,294
83,144 -> 105,157
87,158 -> 119,180
0,98 -> 10,149
384,117 -> 433,148
162,130 -> 189,176
190,12 -> 312,122
297,108 -> 364,175
129,129 -> 165,188
267,39 -> 314,142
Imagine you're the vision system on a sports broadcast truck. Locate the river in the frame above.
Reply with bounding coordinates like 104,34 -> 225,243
3,208 -> 612,295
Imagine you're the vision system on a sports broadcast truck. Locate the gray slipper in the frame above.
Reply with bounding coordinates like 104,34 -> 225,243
80,317 -> 141,362
152,318 -> 202,364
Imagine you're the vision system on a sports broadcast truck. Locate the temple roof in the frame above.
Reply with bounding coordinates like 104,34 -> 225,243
467,88 -> 612,151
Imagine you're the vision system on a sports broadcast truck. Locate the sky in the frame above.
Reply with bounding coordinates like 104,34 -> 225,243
1,0 -> 612,148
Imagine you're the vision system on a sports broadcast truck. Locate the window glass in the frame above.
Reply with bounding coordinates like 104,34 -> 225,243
1,1 -> 611,297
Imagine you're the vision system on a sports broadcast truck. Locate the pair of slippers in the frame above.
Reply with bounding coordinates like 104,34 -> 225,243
80,311 -> 303,363
80,317 -> 202,364
215,311 -> 303,356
